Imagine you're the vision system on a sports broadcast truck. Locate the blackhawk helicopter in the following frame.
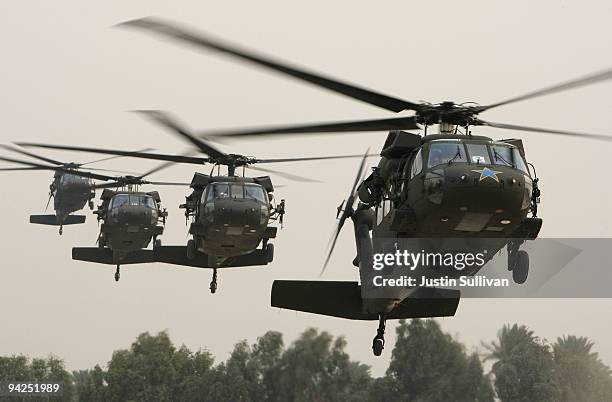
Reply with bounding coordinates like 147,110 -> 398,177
0,145 -> 145,235
72,168 -> 188,282
18,111 -> 376,293
109,17 -> 612,355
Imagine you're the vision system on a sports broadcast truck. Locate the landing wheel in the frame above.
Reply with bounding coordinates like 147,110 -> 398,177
209,268 -> 218,294
114,265 -> 121,282
266,243 -> 274,263
59,226 -> 63,236
186,239 -> 196,260
512,250 -> 529,284
372,314 -> 386,356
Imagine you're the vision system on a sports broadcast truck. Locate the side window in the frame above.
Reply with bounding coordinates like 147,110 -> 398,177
410,149 -> 423,179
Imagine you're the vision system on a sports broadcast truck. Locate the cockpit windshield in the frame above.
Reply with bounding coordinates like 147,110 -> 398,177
205,182 -> 267,204
465,143 -> 491,165
111,194 -> 156,209
491,144 -> 529,173
244,184 -> 267,204
427,142 -> 467,168
60,173 -> 88,185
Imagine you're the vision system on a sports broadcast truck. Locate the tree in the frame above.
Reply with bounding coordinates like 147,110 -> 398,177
274,328 -> 372,402
553,335 -> 612,402
0,355 -> 75,400
105,331 -> 216,402
383,319 -> 494,402
73,365 -> 107,401
485,324 -> 558,402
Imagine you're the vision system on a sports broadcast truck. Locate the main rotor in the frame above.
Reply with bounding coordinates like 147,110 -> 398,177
103,17 -> 612,143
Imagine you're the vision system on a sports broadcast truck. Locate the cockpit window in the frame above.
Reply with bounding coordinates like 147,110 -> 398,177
111,194 -> 129,209
204,182 -> 268,203
229,184 -> 244,199
427,142 -> 466,168
492,144 -> 529,174
60,173 -> 87,185
111,195 -> 156,209
206,183 -> 230,202
465,143 -> 491,165
244,184 -> 267,204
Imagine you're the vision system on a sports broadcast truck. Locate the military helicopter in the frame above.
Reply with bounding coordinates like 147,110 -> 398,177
18,111 -> 377,292
110,17 -> 612,355
0,145 -> 147,235
70,169 -> 190,282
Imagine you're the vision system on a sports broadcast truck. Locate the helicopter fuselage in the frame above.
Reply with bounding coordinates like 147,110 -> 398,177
182,174 -> 281,265
51,171 -> 95,219
96,190 -> 165,262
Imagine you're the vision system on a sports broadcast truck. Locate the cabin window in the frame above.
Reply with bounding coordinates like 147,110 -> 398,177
465,143 -> 491,165
427,142 -> 466,168
410,149 -> 423,178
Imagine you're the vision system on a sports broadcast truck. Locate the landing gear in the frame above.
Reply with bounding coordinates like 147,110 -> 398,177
372,314 -> 386,356
114,265 -> 121,282
154,238 -> 162,249
186,239 -> 196,260
266,243 -> 274,263
508,242 -> 529,284
210,268 -> 218,294
512,251 -> 529,284
59,225 -> 63,235
88,200 -> 95,210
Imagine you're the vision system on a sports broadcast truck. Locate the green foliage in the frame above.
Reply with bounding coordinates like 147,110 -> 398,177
382,319 -> 494,402
0,355 -> 74,401
1,322 -> 611,402
485,324 -> 558,402
553,335 -> 612,402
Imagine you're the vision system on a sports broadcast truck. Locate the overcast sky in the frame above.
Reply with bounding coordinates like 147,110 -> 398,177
1,0 -> 611,376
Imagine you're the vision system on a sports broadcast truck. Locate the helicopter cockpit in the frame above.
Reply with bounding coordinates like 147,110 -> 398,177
110,194 -> 157,210
202,182 -> 268,205
58,172 -> 91,188
424,140 -> 529,174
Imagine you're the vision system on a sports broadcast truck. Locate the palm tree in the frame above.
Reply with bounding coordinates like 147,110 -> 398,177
553,335 -> 612,401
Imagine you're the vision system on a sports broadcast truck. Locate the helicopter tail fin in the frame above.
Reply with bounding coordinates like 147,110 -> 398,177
271,280 -> 460,320
29,215 -> 86,226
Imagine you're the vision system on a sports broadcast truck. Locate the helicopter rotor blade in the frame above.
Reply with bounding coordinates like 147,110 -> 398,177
321,149 -> 370,275
78,148 -> 155,166
93,181 -> 122,189
134,110 -> 226,159
147,181 -> 191,186
0,144 -> 64,166
44,192 -> 53,212
256,153 -> 379,164
118,17 -> 420,113
0,155 -> 115,181
85,167 -> 146,175
480,67 -> 612,112
198,116 -> 420,140
475,120 -> 612,141
0,167 -> 49,171
245,165 -> 321,183
15,143 -> 210,165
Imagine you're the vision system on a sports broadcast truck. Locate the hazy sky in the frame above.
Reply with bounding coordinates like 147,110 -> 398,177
1,1 -> 612,376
